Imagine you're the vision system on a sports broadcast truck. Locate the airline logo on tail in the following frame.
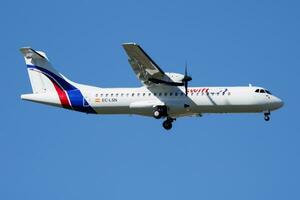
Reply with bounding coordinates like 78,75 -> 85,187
21,47 -> 96,114
28,65 -> 74,109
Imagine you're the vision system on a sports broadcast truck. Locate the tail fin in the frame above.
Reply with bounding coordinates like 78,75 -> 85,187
20,47 -> 97,114
20,47 -> 76,94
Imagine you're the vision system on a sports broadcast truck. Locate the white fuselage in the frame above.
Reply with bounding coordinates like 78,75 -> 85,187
22,85 -> 283,118
92,86 -> 283,117
55,85 -> 283,117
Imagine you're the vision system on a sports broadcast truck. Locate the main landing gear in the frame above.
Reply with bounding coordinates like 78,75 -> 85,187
153,106 -> 175,130
264,111 -> 271,121
162,117 -> 175,130
153,106 -> 167,119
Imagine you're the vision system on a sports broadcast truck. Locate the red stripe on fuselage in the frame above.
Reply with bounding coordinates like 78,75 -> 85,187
49,78 -> 72,109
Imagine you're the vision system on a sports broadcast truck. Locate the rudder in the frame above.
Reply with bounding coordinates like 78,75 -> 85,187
20,47 -> 76,94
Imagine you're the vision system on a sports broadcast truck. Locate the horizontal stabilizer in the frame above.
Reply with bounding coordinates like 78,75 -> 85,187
20,47 -> 48,60
21,93 -> 61,107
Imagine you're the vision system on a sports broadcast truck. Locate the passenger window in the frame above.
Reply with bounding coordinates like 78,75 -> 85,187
111,93 -> 114,97
180,92 -> 184,96
132,93 -> 135,96
143,93 -> 146,96
164,93 -> 168,96
121,93 -> 124,97
137,93 -> 140,96
175,92 -> 178,96
170,92 -> 173,96
154,93 -> 157,96
105,94 -> 109,97
159,93 -> 162,96
148,93 -> 151,96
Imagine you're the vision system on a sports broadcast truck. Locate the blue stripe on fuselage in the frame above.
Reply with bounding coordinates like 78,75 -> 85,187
67,89 -> 97,113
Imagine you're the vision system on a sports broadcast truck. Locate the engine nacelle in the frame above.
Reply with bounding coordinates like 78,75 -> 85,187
165,72 -> 185,83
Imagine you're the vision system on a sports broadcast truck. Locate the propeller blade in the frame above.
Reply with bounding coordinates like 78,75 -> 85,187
185,81 -> 188,96
182,62 -> 192,96
182,65 -> 192,82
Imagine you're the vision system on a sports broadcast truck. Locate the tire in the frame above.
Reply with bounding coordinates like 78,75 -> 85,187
264,115 -> 270,121
163,120 -> 172,130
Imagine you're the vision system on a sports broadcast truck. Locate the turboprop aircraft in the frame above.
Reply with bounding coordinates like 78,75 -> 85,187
20,43 -> 284,130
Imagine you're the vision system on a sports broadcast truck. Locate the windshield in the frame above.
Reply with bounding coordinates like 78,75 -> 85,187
254,89 -> 272,94
265,90 -> 272,95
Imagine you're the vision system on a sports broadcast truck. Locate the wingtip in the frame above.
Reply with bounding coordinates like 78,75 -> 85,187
19,46 -> 32,52
122,42 -> 138,46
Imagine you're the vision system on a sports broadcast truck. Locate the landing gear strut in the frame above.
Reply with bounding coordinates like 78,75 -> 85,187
162,117 -> 175,130
264,111 -> 270,121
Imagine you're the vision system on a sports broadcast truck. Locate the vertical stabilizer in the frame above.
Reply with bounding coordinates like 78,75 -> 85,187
20,47 -> 96,113
20,47 -> 74,94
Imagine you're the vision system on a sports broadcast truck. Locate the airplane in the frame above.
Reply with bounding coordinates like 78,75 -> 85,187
20,43 -> 284,130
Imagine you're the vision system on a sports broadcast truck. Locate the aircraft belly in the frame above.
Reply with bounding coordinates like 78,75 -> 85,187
91,93 -> 267,116
94,106 -> 130,114
193,104 -> 265,113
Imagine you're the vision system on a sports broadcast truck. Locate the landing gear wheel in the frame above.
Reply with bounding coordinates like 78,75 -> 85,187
264,111 -> 270,121
162,120 -> 173,130
162,117 -> 175,130
264,115 -> 270,121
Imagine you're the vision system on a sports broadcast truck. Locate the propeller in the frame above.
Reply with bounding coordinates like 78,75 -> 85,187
182,62 -> 192,96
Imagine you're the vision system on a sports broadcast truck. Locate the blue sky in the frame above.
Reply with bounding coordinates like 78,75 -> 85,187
1,0 -> 299,199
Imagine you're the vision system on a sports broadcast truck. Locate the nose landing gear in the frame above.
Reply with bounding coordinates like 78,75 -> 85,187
264,111 -> 271,121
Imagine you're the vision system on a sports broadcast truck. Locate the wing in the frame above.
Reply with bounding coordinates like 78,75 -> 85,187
122,43 -> 170,86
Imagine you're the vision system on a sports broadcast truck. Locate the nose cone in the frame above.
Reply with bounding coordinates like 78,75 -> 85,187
272,96 -> 284,110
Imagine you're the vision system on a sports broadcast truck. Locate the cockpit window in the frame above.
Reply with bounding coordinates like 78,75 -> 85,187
265,90 -> 272,95
255,88 -> 272,94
